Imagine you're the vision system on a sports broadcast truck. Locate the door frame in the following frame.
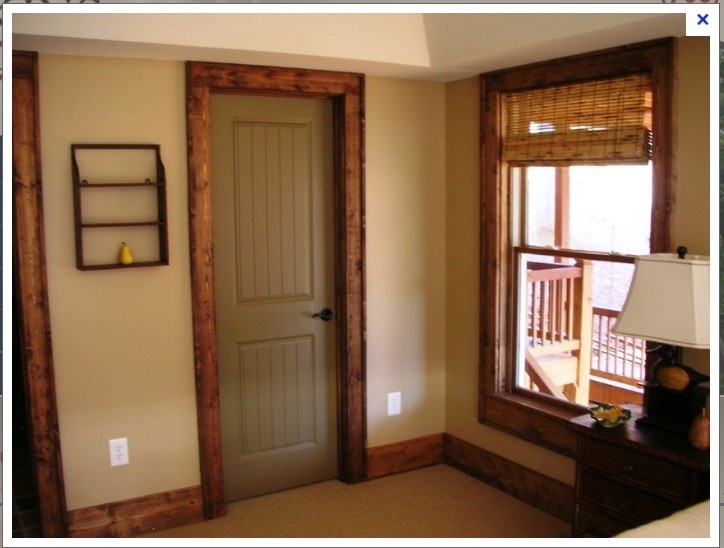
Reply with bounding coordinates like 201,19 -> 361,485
12,50 -> 69,537
186,61 -> 367,519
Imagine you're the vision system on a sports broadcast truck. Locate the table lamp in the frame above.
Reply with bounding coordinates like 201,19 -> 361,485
612,246 -> 710,432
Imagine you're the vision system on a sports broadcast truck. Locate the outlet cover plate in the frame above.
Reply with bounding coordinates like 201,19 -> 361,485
388,392 -> 401,416
109,437 -> 129,466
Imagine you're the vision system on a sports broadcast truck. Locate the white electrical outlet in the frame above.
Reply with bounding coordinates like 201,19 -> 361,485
109,437 -> 129,467
387,392 -> 401,416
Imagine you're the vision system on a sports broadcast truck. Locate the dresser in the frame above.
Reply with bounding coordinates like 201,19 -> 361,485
568,404 -> 710,537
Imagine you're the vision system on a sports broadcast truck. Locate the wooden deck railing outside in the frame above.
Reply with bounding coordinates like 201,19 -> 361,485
524,260 -> 645,405
525,260 -> 591,404
591,307 -> 646,385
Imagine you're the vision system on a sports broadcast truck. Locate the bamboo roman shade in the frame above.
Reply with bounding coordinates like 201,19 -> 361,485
503,73 -> 652,165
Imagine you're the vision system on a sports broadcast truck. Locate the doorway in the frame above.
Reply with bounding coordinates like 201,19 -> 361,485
211,94 -> 338,500
186,61 -> 367,519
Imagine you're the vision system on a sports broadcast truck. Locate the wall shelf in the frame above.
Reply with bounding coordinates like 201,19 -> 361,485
72,144 -> 169,270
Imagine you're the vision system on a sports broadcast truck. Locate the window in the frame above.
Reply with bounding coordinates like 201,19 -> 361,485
479,39 -> 674,454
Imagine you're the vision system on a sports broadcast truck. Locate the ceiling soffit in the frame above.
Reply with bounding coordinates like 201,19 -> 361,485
11,11 -> 685,82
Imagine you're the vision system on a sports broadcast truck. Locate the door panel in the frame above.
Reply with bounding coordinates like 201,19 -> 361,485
211,95 -> 337,501
235,121 -> 312,301
237,336 -> 315,453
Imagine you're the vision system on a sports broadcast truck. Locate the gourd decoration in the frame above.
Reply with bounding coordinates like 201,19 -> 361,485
655,366 -> 690,390
687,408 -> 710,450
654,363 -> 709,391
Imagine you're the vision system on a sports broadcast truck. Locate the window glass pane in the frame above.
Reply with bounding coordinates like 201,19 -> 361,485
569,164 -> 652,255
515,252 -> 644,406
525,167 -> 555,247
591,260 -> 635,311
523,164 -> 652,254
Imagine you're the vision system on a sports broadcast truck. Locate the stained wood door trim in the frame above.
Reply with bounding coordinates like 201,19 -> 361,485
186,61 -> 367,520
12,50 -> 69,537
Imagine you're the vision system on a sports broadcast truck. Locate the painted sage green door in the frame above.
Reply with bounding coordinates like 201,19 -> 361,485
211,94 -> 337,501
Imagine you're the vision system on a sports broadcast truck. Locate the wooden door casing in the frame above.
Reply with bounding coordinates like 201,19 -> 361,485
12,50 -> 69,537
186,61 -> 367,519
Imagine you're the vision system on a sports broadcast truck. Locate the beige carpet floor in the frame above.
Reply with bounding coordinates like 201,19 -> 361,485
140,464 -> 571,540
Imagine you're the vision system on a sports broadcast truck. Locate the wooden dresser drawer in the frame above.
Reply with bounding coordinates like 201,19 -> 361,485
580,437 -> 690,502
575,500 -> 640,538
579,471 -> 680,523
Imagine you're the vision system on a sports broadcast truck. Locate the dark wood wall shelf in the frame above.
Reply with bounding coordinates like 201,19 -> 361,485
72,144 -> 169,270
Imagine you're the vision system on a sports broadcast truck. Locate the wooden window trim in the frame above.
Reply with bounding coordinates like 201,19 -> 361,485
479,39 -> 674,456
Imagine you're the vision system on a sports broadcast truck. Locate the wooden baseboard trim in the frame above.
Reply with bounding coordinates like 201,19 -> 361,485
68,435 -> 572,535
366,433 -> 444,480
67,485 -> 204,537
443,433 -> 574,523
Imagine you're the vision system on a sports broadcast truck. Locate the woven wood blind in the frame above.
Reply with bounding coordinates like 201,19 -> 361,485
503,74 -> 652,165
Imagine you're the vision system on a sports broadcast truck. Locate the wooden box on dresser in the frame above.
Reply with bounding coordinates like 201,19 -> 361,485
568,404 -> 709,537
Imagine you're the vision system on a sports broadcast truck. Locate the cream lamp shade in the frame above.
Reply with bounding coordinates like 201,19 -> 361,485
612,251 -> 710,349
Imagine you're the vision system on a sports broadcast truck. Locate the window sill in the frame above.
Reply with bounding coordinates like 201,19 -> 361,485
480,392 -> 585,457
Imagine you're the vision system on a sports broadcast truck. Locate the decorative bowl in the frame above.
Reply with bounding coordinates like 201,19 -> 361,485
589,404 -> 632,428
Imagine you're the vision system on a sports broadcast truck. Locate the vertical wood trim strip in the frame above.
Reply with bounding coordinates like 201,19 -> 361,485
185,74 -> 227,520
12,50 -> 69,537
532,281 -> 539,346
650,42 -> 674,253
339,85 -> 367,483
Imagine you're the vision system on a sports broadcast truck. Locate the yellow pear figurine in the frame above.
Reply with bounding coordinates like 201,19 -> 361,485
119,242 -> 134,265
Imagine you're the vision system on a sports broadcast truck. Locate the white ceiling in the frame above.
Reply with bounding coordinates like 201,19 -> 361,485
10,9 -> 687,81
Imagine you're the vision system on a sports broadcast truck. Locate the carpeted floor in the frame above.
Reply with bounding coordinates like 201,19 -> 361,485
139,464 -> 571,540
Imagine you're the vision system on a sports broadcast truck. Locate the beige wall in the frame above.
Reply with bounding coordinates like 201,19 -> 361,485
35,35 -> 710,511
443,36 -> 712,486
365,77 -> 447,446
673,37 -> 711,373
39,55 -> 199,510
38,56 -> 448,509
